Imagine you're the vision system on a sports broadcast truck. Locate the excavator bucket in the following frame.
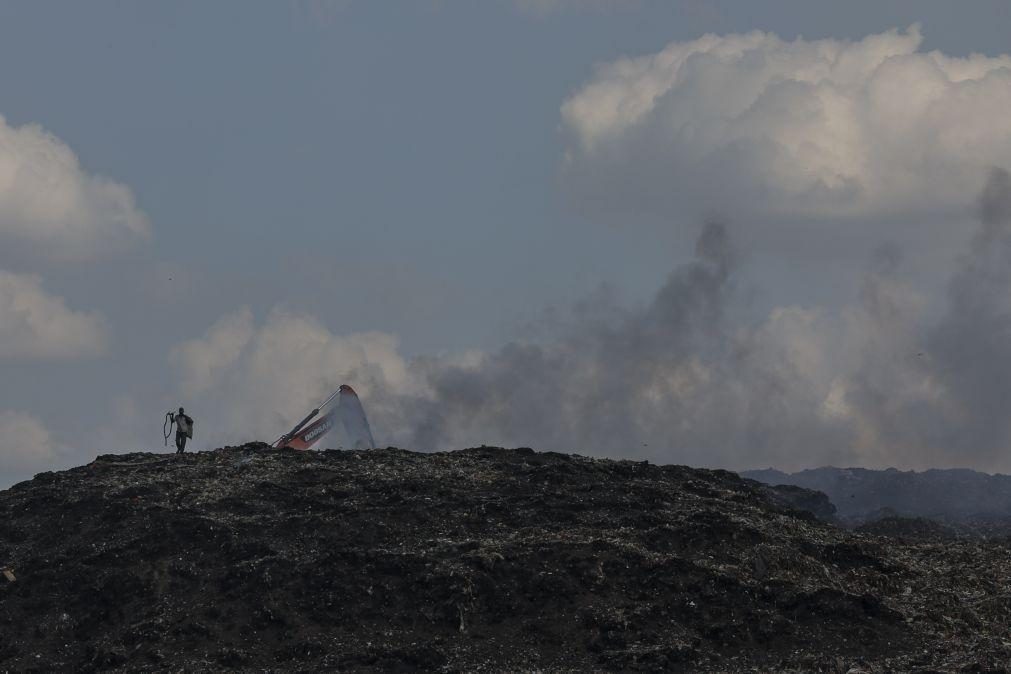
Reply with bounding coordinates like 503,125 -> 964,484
337,385 -> 376,450
274,384 -> 375,450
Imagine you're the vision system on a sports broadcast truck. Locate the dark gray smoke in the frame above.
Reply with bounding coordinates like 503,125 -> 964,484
925,168 -> 1011,461
372,221 -> 851,468
368,170 -> 1011,472
843,167 -> 1011,468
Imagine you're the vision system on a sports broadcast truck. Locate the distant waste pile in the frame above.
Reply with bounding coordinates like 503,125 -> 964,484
745,466 -> 1011,535
3,446 -> 1011,671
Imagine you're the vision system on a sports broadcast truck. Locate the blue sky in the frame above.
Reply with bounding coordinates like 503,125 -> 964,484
3,1 -> 1011,485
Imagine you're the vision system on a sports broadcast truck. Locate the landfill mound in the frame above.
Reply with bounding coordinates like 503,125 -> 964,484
744,466 -> 1011,532
2,446 -> 1011,672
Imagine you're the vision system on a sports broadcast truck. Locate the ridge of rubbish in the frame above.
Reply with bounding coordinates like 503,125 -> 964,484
2,444 -> 1011,671
744,465 -> 1011,533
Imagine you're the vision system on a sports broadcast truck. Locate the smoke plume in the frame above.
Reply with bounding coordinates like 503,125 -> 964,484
367,170 -> 1011,471
370,220 -> 855,469
174,171 -> 1011,472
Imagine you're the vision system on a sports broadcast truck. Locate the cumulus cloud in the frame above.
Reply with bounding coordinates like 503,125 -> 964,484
0,410 -> 61,484
171,308 -> 256,396
561,26 -> 1011,224
0,270 -> 108,359
0,114 -> 150,260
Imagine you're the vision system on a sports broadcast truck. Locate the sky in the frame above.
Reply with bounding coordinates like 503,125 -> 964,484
3,0 -> 1011,486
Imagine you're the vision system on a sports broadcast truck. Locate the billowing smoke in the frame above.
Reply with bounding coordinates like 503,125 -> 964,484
925,168 -> 1011,460
366,169 -> 1011,471
174,170 -> 1011,472
823,168 -> 1011,469
359,220 -> 852,468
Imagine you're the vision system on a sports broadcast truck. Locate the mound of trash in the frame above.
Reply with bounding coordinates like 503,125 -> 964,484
3,446 -> 1011,671
744,466 -> 1011,530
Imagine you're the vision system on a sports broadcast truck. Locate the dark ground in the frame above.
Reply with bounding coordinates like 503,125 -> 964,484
2,445 -> 1011,672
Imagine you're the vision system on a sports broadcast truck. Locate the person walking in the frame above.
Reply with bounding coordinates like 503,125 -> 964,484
168,407 -> 194,454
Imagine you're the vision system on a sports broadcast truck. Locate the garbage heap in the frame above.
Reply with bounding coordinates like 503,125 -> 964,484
2,445 -> 1010,672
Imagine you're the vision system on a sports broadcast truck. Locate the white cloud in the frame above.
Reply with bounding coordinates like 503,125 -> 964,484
561,26 -> 1011,223
171,308 -> 255,396
0,114 -> 150,260
0,269 -> 108,359
0,410 -> 59,481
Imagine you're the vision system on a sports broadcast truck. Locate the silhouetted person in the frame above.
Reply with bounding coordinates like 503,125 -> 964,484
169,407 -> 193,454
